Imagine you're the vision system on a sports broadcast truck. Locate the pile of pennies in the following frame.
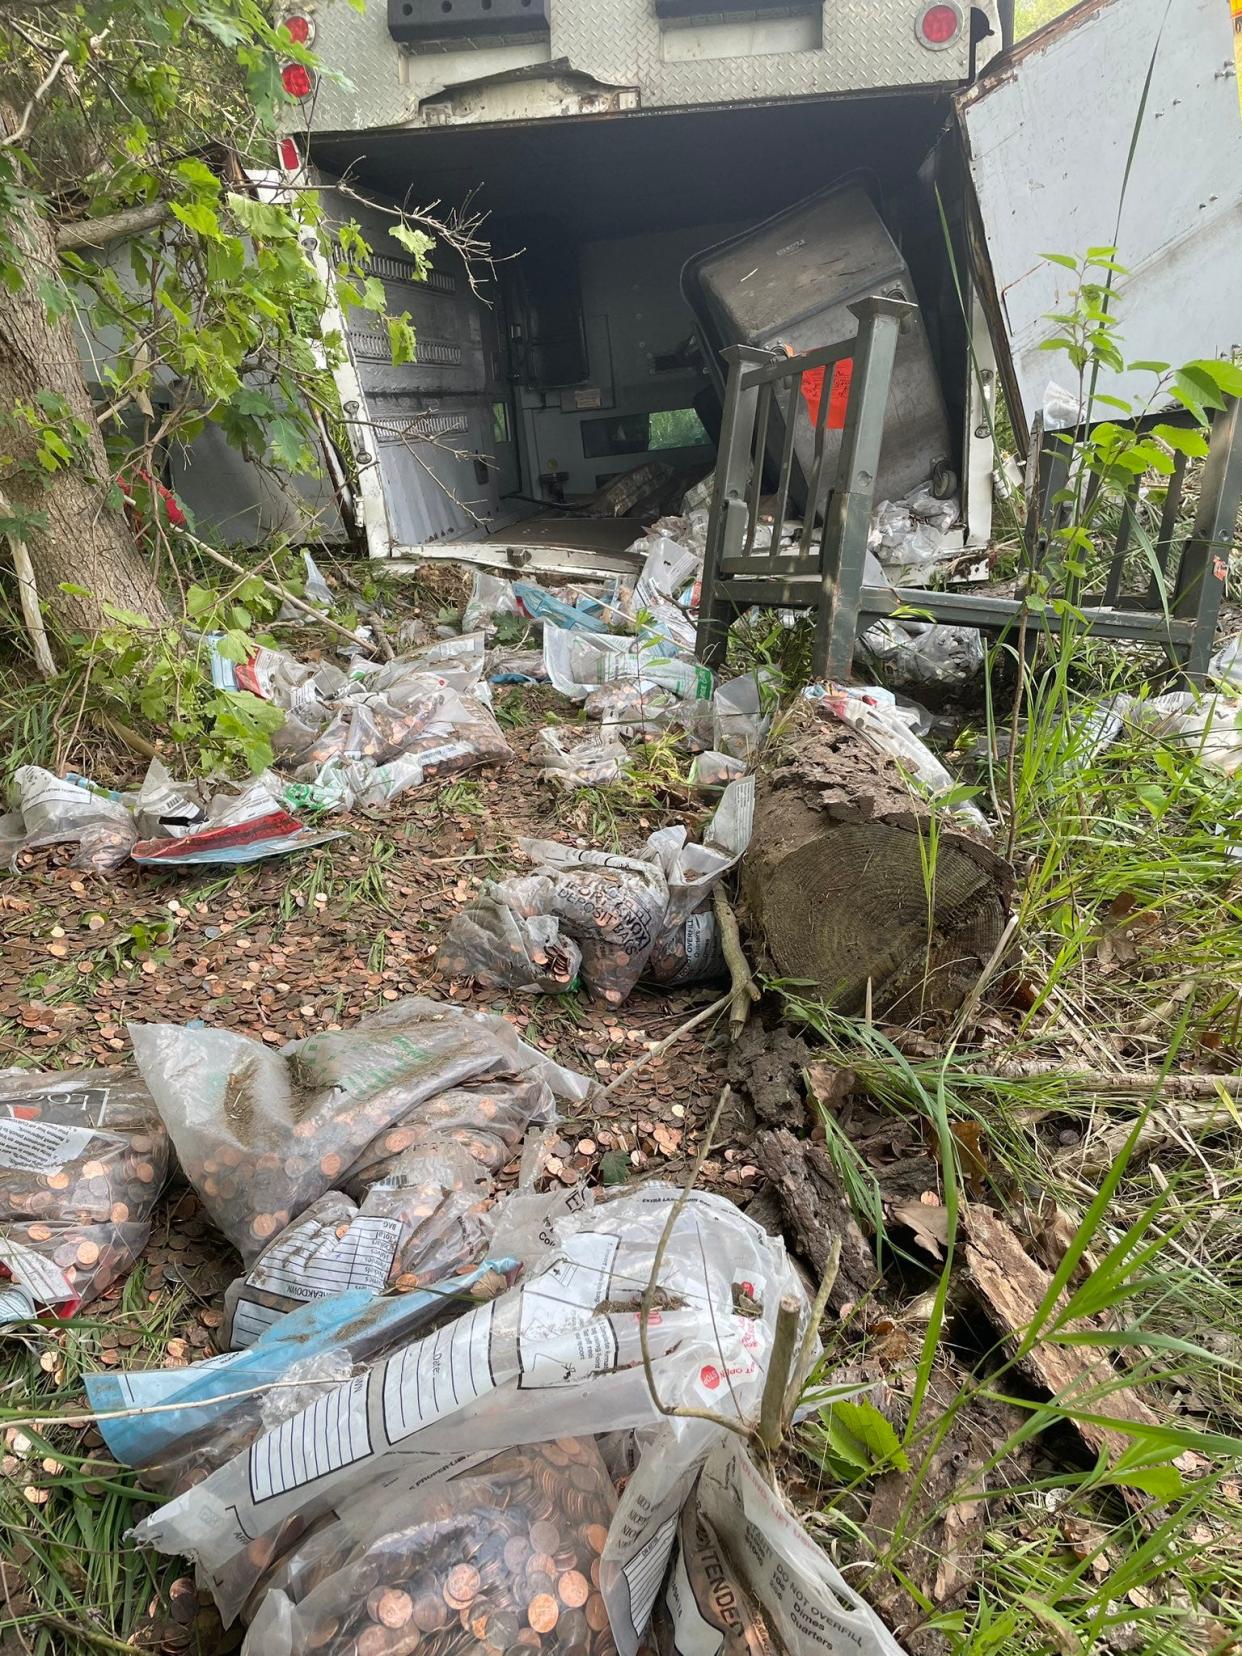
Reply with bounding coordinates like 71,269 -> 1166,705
342,1077 -> 553,1194
0,1076 -> 169,1312
277,1437 -> 619,1656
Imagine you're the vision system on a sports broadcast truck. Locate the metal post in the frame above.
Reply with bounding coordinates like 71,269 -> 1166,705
696,344 -> 769,668
814,296 -> 911,682
1171,395 -> 1242,683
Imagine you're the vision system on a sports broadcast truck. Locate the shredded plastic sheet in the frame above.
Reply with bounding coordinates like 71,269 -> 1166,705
221,1146 -> 491,1348
130,1187 -> 807,1633
0,1068 -> 168,1317
129,998 -> 583,1264
859,618 -> 985,693
712,674 -> 774,762
245,1435 -> 620,1655
462,571 -> 524,635
687,751 -> 748,792
1077,687 -> 1242,778
436,879 -> 584,994
87,1258 -> 518,1494
535,728 -> 631,790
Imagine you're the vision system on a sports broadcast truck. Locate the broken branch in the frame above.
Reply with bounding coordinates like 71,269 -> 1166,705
757,1295 -> 801,1453
591,991 -> 733,1112
57,199 -> 171,252
712,884 -> 760,1041
178,531 -> 367,655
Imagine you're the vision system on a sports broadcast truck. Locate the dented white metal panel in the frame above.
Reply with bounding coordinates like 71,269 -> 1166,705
306,0 -> 981,135
959,0 -> 1242,433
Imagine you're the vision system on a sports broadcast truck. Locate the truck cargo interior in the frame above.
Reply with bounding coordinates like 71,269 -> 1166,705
310,91 -> 971,556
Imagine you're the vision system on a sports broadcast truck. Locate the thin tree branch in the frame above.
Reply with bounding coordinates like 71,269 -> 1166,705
57,198 -> 170,251
0,45 -> 71,147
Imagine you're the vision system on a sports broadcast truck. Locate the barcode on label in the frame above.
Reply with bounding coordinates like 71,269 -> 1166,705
249,1373 -> 371,1502
382,1302 -> 495,1442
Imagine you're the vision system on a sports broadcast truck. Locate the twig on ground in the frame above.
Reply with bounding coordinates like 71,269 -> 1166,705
591,991 -> 732,1112
947,912 -> 1020,1044
638,1084 -> 753,1440
712,885 -> 759,1041
368,609 -> 397,664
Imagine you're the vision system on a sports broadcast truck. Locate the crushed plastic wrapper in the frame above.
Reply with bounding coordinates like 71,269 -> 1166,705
129,998 -> 584,1263
860,618 -> 985,693
687,751 -> 748,792
130,1186 -> 808,1635
868,481 -> 960,585
222,1145 -> 491,1348
544,625 -> 712,704
0,1067 -> 168,1318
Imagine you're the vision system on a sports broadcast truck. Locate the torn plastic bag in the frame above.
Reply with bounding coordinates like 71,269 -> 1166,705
486,645 -> 548,686
630,534 -> 700,616
130,775 -> 343,866
517,837 -> 669,1004
868,480 -> 960,584
659,1437 -> 905,1656
130,758 -> 209,840
131,1186 -> 806,1629
687,751 -> 748,792
535,728 -> 630,789
436,878 -> 583,994
3,767 -> 136,871
128,997 -> 586,1263
712,674 -> 774,762
462,571 -> 524,635
341,1073 -> 558,1194
544,624 -> 713,704
222,1146 -> 491,1348
0,1068 -> 168,1319
86,1258 -> 517,1492
643,778 -> 754,928
585,679 -> 680,741
278,552 -> 333,620
244,1434 -> 619,1655
859,617 -> 985,692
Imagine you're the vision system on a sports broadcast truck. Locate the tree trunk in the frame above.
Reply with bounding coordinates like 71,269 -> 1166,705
741,704 -> 1014,1022
0,197 -> 170,637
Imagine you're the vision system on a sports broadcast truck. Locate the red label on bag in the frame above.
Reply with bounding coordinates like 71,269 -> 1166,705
800,358 -> 853,430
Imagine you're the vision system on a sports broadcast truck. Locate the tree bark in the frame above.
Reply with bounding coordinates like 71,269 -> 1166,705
741,704 -> 1014,1022
0,197 -> 170,636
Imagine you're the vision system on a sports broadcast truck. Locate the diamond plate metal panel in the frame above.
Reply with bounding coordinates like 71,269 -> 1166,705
307,0 -> 974,135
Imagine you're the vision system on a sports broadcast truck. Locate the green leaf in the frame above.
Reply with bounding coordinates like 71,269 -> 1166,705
170,199 -> 222,240
1184,357 -> 1242,398
1153,423 -> 1209,459
1128,359 -> 1170,375
386,313 -> 416,367
1040,252 -> 1080,270
1175,366 -> 1227,417
1103,1464 -> 1186,1500
829,1400 -> 908,1471
185,584 -> 216,618
175,157 -> 221,193
35,273 -> 70,322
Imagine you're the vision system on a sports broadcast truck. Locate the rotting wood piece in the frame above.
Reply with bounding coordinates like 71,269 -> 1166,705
751,1127 -> 879,1310
963,1203 -> 1162,1489
741,706 -> 1014,1021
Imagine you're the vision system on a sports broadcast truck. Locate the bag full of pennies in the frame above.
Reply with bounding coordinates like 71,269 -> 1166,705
0,1067 -> 168,1321
129,997 -> 586,1263
222,1145 -> 493,1349
246,1436 -> 620,1656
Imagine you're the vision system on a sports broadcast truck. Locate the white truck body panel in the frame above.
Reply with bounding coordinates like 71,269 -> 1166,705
958,0 -> 1242,433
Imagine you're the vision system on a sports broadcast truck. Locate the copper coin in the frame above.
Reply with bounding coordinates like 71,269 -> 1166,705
413,1593 -> 449,1632
558,1572 -> 590,1610
583,1525 -> 609,1557
528,1553 -> 556,1580
445,1563 -> 481,1606
377,1588 -> 414,1629
527,1594 -> 559,1635
585,1595 -> 609,1634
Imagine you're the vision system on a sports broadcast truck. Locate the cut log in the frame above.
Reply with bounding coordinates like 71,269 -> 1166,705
741,705 -> 1014,1021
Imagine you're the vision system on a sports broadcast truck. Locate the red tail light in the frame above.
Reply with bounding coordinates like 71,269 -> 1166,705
281,13 -> 315,44
917,0 -> 962,47
278,136 -> 301,173
281,61 -> 313,99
